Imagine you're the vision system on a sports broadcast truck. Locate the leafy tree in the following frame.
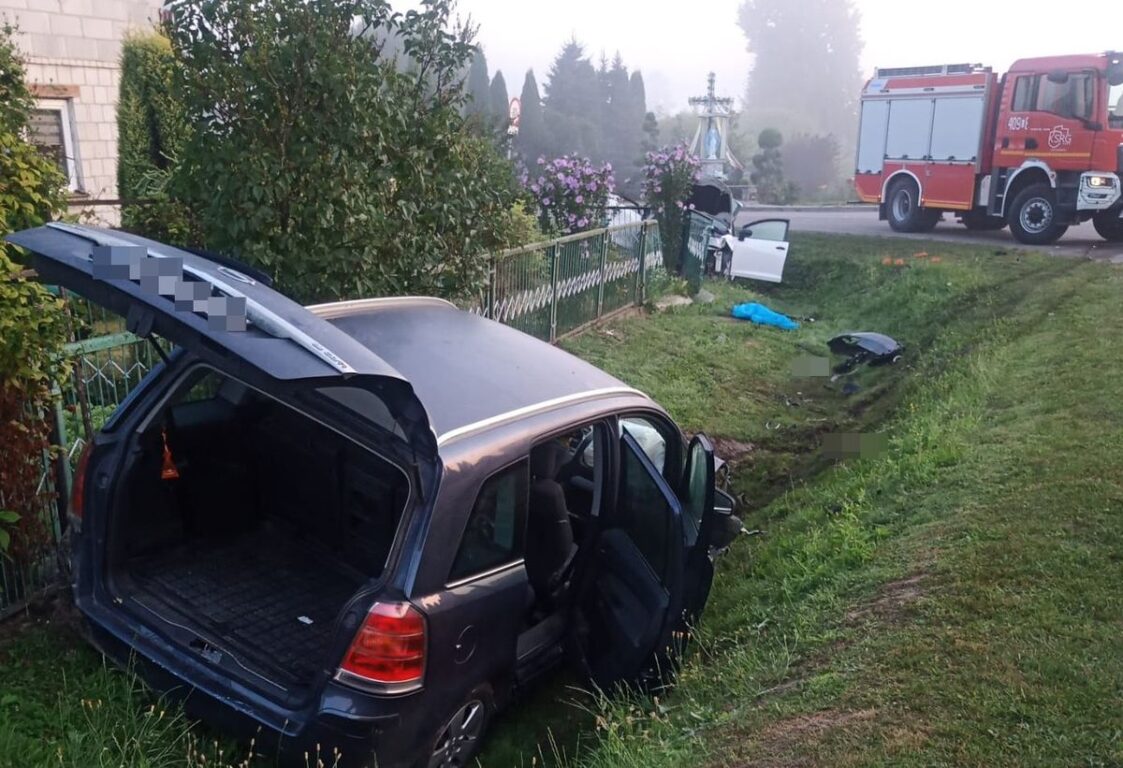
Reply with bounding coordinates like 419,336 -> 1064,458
164,0 -> 522,304
739,0 -> 863,163
116,31 -> 198,244
516,69 -> 546,163
1,24 -> 65,259
750,128 -> 798,204
0,23 -> 71,562
466,46 -> 491,117
783,133 -> 841,201
489,71 -> 509,129
543,39 -> 602,159
641,111 -> 660,154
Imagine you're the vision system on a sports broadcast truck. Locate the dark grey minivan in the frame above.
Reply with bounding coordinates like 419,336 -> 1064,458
7,224 -> 741,768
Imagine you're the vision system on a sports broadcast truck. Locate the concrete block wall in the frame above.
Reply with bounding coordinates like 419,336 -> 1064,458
1,0 -> 165,225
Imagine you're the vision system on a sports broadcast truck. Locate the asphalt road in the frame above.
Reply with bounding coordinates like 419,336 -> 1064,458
736,206 -> 1123,263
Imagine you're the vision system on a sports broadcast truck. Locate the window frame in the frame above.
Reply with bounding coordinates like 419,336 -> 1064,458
618,411 -> 683,488
446,459 -> 530,587
1011,72 -> 1097,122
30,98 -> 81,192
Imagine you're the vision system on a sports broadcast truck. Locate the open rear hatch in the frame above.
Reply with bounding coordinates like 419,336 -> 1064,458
6,223 -> 437,458
4,224 -> 439,702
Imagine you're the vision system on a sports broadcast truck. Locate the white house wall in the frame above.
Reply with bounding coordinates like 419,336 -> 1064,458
0,0 -> 165,225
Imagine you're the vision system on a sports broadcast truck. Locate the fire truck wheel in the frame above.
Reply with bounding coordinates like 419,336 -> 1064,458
1092,210 -> 1123,242
885,178 -> 935,233
1008,184 -> 1068,245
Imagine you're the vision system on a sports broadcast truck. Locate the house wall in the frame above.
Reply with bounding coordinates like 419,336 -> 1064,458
1,0 -> 165,224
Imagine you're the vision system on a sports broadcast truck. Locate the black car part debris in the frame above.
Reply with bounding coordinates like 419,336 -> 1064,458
828,332 -> 904,374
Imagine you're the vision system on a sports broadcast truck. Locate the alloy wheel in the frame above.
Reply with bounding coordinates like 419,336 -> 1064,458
427,700 -> 485,768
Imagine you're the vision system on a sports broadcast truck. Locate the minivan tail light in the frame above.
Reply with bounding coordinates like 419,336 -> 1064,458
336,602 -> 426,693
70,443 -> 93,523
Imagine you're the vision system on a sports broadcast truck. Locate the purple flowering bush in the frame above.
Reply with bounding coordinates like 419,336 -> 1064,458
525,155 -> 615,235
643,143 -> 700,273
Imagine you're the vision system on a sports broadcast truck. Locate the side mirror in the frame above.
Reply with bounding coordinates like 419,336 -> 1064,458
707,487 -> 742,552
1047,69 -> 1070,85
1109,58 -> 1123,87
738,226 -> 752,241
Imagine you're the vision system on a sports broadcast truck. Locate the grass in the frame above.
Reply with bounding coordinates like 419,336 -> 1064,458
1,233 -> 1120,767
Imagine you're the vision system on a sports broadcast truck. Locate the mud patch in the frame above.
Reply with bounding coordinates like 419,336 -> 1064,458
711,436 -> 757,465
845,574 -> 928,625
729,709 -> 878,768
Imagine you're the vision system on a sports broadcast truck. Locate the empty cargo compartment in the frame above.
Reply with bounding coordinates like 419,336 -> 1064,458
107,367 -> 410,695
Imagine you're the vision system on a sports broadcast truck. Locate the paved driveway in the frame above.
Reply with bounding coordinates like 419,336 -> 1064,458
736,206 -> 1123,263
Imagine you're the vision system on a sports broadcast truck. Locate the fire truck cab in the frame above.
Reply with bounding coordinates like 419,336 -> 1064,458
855,52 -> 1123,245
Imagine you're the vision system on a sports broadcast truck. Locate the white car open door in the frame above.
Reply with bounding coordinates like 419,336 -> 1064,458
723,218 -> 790,283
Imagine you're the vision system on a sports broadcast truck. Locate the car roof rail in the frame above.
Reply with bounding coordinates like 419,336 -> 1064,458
44,222 -> 356,374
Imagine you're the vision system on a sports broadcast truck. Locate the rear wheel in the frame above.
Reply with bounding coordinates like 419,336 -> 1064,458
418,690 -> 493,768
961,211 -> 1007,231
886,178 -> 939,233
1093,210 -> 1123,242
1007,183 -> 1068,245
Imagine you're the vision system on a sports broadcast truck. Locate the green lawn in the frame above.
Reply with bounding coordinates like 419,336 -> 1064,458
2,234 -> 1120,767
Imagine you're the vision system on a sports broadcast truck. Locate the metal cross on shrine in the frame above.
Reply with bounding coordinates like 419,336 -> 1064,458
688,73 -> 741,180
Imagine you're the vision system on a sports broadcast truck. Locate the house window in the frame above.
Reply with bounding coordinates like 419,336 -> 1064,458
29,99 -> 80,191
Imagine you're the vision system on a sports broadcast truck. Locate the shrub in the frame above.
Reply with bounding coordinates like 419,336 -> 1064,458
116,31 -> 199,245
750,128 -> 798,205
1,23 -> 66,254
0,23 -> 71,562
642,143 -> 700,273
163,0 -> 521,304
526,154 -> 614,235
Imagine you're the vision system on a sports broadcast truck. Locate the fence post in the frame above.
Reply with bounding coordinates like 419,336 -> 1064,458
548,244 -> 559,343
636,223 -> 648,306
596,231 -> 608,319
486,256 -> 496,319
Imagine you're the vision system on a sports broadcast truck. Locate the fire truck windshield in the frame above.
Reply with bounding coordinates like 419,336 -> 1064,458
1111,82 -> 1123,128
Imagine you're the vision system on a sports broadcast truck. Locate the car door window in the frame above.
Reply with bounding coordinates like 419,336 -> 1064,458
621,417 -> 669,475
741,220 -> 789,242
616,434 -> 676,580
449,462 -> 528,583
682,436 -> 715,548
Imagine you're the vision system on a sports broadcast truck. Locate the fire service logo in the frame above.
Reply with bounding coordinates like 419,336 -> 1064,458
1047,125 -> 1072,150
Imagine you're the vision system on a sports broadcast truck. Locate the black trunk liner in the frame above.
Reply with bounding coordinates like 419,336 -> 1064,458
129,526 -> 362,687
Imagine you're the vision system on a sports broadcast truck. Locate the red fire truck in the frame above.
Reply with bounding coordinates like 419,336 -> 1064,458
855,52 -> 1123,244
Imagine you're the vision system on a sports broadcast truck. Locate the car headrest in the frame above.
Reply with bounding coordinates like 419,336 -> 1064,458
530,441 -> 567,482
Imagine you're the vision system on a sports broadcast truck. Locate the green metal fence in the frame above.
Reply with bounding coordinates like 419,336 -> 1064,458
0,294 -> 155,619
477,219 -> 664,342
1,216 -> 696,617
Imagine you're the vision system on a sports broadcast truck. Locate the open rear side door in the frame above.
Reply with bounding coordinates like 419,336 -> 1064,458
3,224 -> 437,459
581,431 -> 688,689
725,218 -> 790,283
679,434 -> 741,625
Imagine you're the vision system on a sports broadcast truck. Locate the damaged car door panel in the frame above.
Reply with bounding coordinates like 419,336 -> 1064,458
4,224 -> 741,768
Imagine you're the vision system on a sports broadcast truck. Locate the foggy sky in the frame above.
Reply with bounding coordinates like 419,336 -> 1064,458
414,0 -> 1122,114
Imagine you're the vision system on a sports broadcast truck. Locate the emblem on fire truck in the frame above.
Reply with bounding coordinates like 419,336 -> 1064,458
1047,125 -> 1072,151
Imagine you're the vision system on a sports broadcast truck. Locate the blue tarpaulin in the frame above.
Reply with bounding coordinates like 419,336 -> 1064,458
731,302 -> 800,330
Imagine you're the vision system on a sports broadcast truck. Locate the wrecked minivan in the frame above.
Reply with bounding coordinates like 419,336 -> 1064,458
7,224 -> 741,768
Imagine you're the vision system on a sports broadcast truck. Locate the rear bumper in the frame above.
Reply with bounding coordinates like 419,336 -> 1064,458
79,601 -> 422,767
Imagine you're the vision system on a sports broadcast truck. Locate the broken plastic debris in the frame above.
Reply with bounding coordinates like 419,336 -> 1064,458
297,616 -> 314,625
828,332 -> 904,374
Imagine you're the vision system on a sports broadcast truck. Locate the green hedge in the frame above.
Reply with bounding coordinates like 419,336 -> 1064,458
116,31 -> 198,245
